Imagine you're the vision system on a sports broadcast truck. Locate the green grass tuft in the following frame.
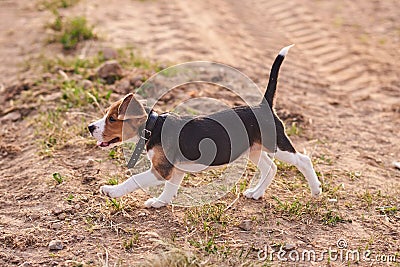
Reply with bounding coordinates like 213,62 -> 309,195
322,210 -> 347,225
59,80 -> 112,110
49,14 -> 96,50
52,172 -> 63,184
107,177 -> 119,185
60,17 -> 95,50
107,198 -> 122,211
286,122 -> 301,136
272,196 -> 317,217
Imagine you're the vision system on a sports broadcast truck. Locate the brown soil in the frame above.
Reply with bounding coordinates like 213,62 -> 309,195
1,0 -> 399,266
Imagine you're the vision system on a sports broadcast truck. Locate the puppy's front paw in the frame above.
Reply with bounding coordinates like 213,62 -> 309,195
244,189 -> 255,199
311,185 -> 322,198
100,185 -> 124,198
144,197 -> 168,208
244,188 -> 264,200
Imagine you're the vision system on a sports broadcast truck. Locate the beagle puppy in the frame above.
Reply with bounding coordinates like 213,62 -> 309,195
88,45 -> 322,208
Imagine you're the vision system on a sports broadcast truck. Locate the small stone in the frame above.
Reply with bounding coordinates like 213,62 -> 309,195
82,79 -> 93,89
52,208 -> 63,215
18,262 -> 31,267
64,207 -> 73,214
86,158 -> 95,167
138,211 -> 148,217
75,235 -> 85,241
57,213 -> 66,220
238,220 -> 253,231
102,47 -> 118,60
283,244 -> 296,251
51,222 -> 62,230
115,79 -> 131,93
42,73 -> 52,81
158,64 -> 167,70
42,92 -> 62,102
328,198 -> 338,203
74,204 -> 81,210
1,111 -> 21,122
96,61 -> 123,83
134,80 -> 142,88
142,231 -> 160,238
29,213 -> 41,220
48,240 -> 63,250
129,76 -> 143,88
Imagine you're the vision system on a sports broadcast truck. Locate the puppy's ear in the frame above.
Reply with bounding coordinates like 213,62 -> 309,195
117,93 -> 146,120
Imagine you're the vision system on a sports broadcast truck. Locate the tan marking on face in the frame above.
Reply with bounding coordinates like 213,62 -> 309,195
102,97 -> 147,143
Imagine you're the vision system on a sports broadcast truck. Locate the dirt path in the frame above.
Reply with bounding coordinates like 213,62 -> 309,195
85,0 -> 400,193
0,1 -> 53,85
1,0 -> 399,266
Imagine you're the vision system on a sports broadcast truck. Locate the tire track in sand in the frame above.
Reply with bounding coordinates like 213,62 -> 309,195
254,0 -> 380,92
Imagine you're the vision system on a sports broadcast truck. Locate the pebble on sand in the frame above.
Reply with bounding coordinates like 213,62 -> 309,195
48,240 -> 63,251
238,220 -> 253,231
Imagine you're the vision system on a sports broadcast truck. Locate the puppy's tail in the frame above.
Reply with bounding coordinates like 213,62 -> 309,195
263,44 -> 294,107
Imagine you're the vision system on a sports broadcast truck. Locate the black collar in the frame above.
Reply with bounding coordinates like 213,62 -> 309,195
127,110 -> 159,168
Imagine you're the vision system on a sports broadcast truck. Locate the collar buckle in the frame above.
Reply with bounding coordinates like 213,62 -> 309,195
127,110 -> 159,169
141,129 -> 152,140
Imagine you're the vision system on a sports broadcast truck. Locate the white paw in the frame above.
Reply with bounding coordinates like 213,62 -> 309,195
311,185 -> 322,198
244,189 -> 255,199
244,188 -> 264,200
100,185 -> 124,198
144,197 -> 169,208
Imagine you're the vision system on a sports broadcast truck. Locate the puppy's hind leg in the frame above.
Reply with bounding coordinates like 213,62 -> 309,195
274,148 -> 322,197
100,169 -> 164,198
145,170 -> 184,208
244,150 -> 277,200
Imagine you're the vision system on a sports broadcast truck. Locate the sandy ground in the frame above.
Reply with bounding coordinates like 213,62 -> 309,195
1,0 -> 400,266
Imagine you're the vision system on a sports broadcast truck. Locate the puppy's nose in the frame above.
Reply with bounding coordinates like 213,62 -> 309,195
88,124 -> 96,134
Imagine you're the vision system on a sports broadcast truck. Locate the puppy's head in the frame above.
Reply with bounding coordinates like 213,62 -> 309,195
88,93 -> 147,148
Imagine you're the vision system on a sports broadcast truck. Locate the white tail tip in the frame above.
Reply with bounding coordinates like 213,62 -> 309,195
279,44 -> 295,56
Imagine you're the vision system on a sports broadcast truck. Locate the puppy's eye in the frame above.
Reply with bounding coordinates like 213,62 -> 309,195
109,116 -> 116,122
